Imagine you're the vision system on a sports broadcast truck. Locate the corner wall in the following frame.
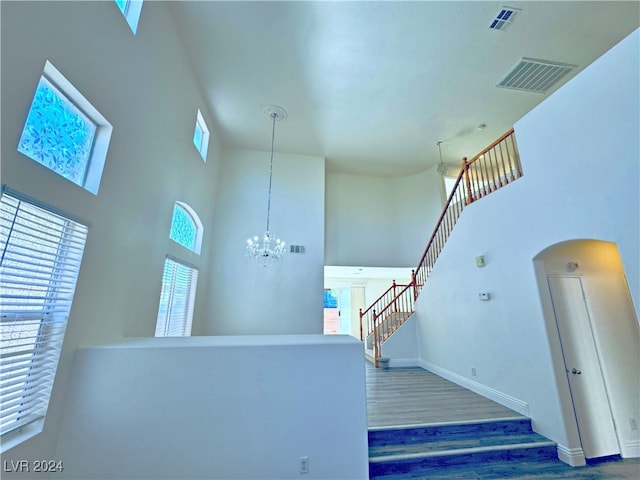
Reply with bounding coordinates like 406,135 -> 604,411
325,166 -> 443,268
413,29 -> 639,457
54,336 -> 369,479
201,148 -> 325,335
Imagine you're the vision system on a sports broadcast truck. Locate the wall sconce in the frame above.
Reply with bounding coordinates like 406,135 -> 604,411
476,255 -> 486,268
566,262 -> 579,272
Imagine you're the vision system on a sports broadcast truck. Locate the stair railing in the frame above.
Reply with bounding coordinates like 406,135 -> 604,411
361,129 -> 522,364
414,128 -> 521,295
359,279 -> 416,366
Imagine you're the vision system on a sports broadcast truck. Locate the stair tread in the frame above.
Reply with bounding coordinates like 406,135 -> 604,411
369,432 -> 554,460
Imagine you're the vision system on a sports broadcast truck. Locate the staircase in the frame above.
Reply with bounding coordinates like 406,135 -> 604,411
360,129 -> 523,366
369,417 -> 556,478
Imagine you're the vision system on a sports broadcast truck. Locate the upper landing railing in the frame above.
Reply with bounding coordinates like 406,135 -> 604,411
360,129 -> 522,365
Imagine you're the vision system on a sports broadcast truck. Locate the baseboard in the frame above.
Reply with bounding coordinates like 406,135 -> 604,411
418,360 -> 530,416
622,439 -> 640,458
389,358 -> 420,368
557,444 -> 586,466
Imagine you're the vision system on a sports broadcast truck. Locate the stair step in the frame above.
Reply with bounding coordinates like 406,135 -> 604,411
370,435 -> 554,459
368,417 -> 558,478
369,417 -> 534,446
369,441 -> 557,478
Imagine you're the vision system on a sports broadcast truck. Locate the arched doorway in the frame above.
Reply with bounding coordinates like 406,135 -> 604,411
534,239 -> 639,463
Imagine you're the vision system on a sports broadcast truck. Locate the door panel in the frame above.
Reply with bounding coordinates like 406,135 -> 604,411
547,276 -> 619,459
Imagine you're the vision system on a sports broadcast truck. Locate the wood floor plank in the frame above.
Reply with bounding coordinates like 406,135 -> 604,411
366,364 -> 524,428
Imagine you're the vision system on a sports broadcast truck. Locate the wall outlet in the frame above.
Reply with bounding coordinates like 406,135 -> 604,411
299,456 -> 309,474
630,418 -> 638,431
471,367 -> 477,377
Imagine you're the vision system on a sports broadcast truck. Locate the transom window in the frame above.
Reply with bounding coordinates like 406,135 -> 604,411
169,202 -> 203,254
193,109 -> 209,162
17,61 -> 112,195
0,189 -> 88,449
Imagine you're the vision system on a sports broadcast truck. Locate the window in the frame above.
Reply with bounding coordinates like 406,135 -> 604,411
115,0 -> 143,35
169,202 -> 203,254
0,189 -> 88,449
193,109 -> 209,161
17,61 -> 112,195
155,203 -> 203,337
155,258 -> 198,337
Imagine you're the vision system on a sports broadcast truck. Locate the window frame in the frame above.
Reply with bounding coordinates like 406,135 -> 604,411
17,61 -> 112,195
115,0 -> 143,35
0,187 -> 88,452
155,256 -> 198,337
193,109 -> 210,162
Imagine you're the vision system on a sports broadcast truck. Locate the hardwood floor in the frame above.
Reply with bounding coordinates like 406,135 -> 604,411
366,364 -> 640,479
366,364 -> 522,428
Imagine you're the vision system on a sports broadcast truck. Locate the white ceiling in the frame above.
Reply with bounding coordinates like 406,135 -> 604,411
170,1 -> 638,177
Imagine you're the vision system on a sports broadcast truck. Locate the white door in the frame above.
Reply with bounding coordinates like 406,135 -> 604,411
547,276 -> 620,459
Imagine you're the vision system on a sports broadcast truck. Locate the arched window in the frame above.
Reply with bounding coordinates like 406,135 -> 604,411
156,202 -> 203,337
169,202 -> 203,254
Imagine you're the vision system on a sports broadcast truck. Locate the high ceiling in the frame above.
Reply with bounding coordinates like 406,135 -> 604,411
170,1 -> 639,177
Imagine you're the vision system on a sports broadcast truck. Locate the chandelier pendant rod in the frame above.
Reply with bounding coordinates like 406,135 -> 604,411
265,112 -> 276,234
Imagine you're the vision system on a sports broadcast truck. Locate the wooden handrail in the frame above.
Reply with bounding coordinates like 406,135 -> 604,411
359,130 -> 521,366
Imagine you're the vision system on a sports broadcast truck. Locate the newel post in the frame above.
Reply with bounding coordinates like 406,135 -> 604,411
411,269 -> 417,301
372,309 -> 379,367
463,157 -> 474,205
392,280 -> 398,312
359,308 -> 364,341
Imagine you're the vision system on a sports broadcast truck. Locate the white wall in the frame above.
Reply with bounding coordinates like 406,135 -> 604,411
413,29 -> 639,461
325,166 -> 443,268
54,336 -> 369,480
201,148 -> 325,335
1,1 -> 221,466
380,315 -> 419,367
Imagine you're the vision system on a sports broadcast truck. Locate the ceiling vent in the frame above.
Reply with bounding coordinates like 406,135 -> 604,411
496,58 -> 576,93
489,6 -> 521,30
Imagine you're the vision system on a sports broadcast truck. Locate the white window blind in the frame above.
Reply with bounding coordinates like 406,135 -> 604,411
155,257 -> 197,337
0,191 -> 88,437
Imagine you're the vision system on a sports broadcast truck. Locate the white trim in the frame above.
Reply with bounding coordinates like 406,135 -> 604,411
556,444 -> 586,466
418,360 -> 530,416
388,358 -> 420,368
622,439 -> 640,458
0,419 -> 44,454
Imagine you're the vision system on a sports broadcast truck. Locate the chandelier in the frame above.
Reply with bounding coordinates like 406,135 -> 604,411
436,141 -> 448,176
246,106 -> 287,265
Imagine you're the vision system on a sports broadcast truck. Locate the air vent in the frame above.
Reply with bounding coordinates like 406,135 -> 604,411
496,58 -> 576,93
489,6 -> 521,30
290,245 -> 305,254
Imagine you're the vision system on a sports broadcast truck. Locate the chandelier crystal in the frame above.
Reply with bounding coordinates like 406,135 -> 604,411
246,106 -> 287,266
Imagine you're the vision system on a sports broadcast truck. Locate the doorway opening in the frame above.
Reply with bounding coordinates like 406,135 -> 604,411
323,288 -> 351,335
534,239 -> 639,463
